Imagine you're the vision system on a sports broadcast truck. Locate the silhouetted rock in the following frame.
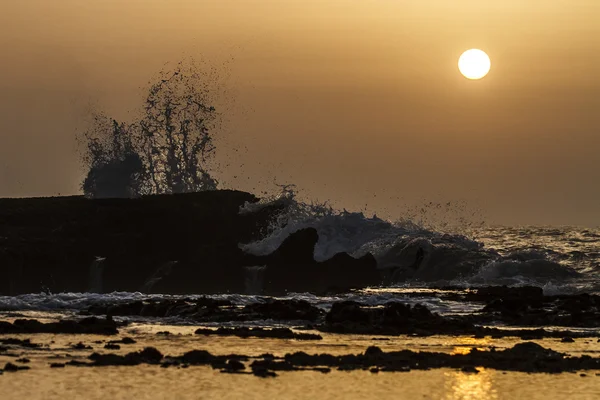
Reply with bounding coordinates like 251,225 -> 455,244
480,293 -> 600,327
3,362 -> 29,372
51,342 -> 600,375
180,350 -> 214,365
223,359 -> 246,372
89,347 -> 163,366
194,327 -> 322,340
0,338 -> 40,348
0,317 -> 118,335
87,298 -> 323,322
319,252 -> 379,292
0,191 -> 281,295
72,342 -> 93,350
261,228 -> 380,294
321,301 -> 599,339
271,228 -> 319,265
474,286 -> 544,301
242,299 -> 324,321
322,301 -> 470,336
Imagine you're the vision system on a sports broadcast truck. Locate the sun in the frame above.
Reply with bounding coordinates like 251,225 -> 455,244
458,49 -> 491,80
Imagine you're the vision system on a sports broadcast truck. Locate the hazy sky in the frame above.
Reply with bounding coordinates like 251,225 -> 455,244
1,1 -> 599,226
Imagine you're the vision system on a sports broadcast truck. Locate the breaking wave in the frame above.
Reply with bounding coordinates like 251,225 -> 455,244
240,186 -> 599,293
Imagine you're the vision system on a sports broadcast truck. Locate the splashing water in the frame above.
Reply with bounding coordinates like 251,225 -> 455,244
239,186 -> 600,292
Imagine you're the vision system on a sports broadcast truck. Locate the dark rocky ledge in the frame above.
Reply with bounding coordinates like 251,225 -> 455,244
0,317 -> 119,335
318,300 -> 600,339
194,327 -> 322,340
0,191 -> 379,295
45,342 -> 600,375
85,298 -> 325,322
82,296 -> 600,338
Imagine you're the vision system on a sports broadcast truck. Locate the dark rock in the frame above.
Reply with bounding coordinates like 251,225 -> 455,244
326,301 -> 370,325
0,191 -> 284,295
251,359 -> 297,372
50,363 -> 66,368
72,342 -> 92,350
260,228 -> 380,294
47,342 -> 600,375
224,359 -> 245,372
270,228 -> 319,265
364,346 -> 384,357
66,360 -> 91,367
322,301 -> 471,336
87,298 -> 323,324
104,343 -> 121,350
461,366 -> 479,373
3,362 -> 29,372
194,327 -> 322,340
318,252 -> 380,292
0,338 -> 40,348
561,337 -> 575,343
478,293 -> 600,328
89,347 -> 163,366
180,350 -> 214,365
0,317 -> 118,335
242,300 -> 324,321
474,286 -> 544,301
251,365 -> 278,378
16,358 -> 30,363
321,300 -> 600,339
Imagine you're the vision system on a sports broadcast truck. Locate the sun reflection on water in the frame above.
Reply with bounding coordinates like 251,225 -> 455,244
443,336 -> 498,400
445,367 -> 498,400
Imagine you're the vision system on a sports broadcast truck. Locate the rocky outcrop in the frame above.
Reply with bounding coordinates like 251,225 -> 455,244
51,342 -> 600,374
479,292 -> 600,327
0,192 -> 380,295
0,317 -> 119,335
0,190 -> 280,295
194,327 -> 322,340
257,228 -> 380,294
85,298 -> 325,322
321,301 -> 472,336
319,300 -> 600,339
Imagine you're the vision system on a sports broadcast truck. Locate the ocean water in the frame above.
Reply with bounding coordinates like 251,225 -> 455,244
239,188 -> 600,294
0,190 -> 598,315
1,191 -> 600,398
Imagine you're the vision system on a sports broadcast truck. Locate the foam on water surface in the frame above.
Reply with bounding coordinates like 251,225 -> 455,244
239,188 -> 600,292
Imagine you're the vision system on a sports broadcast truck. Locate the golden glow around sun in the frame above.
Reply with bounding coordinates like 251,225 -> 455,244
458,49 -> 491,80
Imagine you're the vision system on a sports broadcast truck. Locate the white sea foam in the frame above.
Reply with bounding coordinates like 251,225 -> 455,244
238,187 -> 599,290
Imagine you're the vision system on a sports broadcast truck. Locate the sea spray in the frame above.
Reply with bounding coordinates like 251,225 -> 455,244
239,186 -> 590,287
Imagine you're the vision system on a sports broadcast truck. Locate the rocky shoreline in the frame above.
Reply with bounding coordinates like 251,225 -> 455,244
1,287 -> 600,377
79,287 -> 600,339
0,190 -> 378,295
2,336 -> 600,376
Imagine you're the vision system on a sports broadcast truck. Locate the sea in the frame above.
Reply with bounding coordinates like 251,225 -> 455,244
1,190 -> 599,399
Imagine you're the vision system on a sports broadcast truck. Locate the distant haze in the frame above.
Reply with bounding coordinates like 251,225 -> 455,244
1,1 -> 599,226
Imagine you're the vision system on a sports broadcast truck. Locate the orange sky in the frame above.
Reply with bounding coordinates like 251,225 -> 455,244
1,1 -> 599,226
